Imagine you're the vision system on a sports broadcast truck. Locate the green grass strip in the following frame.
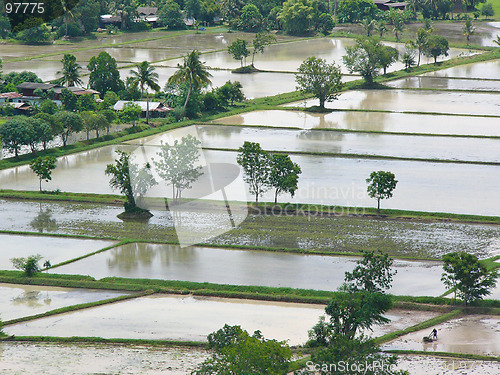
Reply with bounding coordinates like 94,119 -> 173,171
2,335 -> 207,348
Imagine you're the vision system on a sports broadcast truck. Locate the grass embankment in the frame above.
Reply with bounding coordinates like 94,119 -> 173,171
383,350 -> 500,362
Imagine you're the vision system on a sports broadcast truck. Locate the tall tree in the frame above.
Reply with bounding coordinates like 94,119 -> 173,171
228,39 -> 250,67
366,170 -> 398,213
167,50 -> 212,109
423,35 -> 449,63
442,252 -> 498,305
153,135 -> 204,202
57,54 -> 83,87
30,156 -> 57,192
236,141 -> 270,206
378,46 -> 399,75
344,250 -> 397,293
53,111 -> 83,146
87,52 -> 124,95
296,57 -> 343,109
343,36 -> 384,85
463,17 -> 475,45
105,150 -> 137,212
268,154 -> 302,204
251,32 -> 276,66
129,61 -> 160,124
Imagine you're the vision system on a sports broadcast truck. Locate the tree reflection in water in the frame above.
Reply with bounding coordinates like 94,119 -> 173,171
30,204 -> 58,233
11,290 -> 51,308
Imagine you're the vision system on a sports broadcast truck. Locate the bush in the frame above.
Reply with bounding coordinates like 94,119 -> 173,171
481,3 -> 495,18
11,254 -> 43,277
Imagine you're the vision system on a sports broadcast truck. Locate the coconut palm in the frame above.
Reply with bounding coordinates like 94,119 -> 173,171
57,54 -> 83,87
60,0 -> 74,38
375,21 -> 387,38
129,61 -> 161,124
463,18 -> 475,46
361,19 -> 377,37
167,50 -> 212,110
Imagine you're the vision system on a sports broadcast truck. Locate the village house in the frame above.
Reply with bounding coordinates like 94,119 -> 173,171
113,100 -> 172,118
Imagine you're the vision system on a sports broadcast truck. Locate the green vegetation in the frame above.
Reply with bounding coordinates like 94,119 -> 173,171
30,156 -> 57,192
11,254 -> 43,277
366,171 -> 398,214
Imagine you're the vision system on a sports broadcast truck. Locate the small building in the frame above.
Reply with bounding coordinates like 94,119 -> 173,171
0,92 -> 23,103
100,14 -> 122,28
137,7 -> 159,25
373,0 -> 407,10
113,100 -> 172,118
15,83 -> 100,105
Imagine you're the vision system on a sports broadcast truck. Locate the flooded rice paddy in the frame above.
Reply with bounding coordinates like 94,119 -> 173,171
0,341 -> 207,375
285,89 -> 500,117
0,283 -> 128,321
4,294 -> 325,345
1,147 -> 500,216
0,233 -> 115,269
4,294 -> 438,345
131,124 -> 500,163
50,243 -> 446,296
1,199 -> 499,259
421,59 -> 500,80
382,315 -> 500,356
387,76 -> 500,92
212,109 -> 500,137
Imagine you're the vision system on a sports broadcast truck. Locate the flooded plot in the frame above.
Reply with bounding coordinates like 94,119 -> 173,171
0,233 -> 115,269
284,89 -> 500,116
0,341 -> 207,375
396,354 -> 500,375
1,199 -> 499,259
387,76 -> 500,92
0,283 -> 128,321
212,110 -> 500,137
1,148 -> 500,216
4,294 -> 437,344
382,315 -> 500,357
131,124 -> 500,163
50,243 -> 446,296
422,59 -> 500,80
170,38 -> 471,73
5,294 -> 325,345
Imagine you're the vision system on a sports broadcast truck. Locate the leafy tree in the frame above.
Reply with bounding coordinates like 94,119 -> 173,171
0,118 -> 31,157
251,32 -> 276,66
100,109 -> 117,134
337,0 -> 377,23
236,141 -> 270,206
81,111 -> 97,140
105,151 -> 137,212
158,0 -> 186,29
268,154 -> 301,204
296,57 -> 343,109
28,117 -> 53,151
0,15 -> 10,38
87,52 -> 124,95
75,0 -> 101,33
220,0 -> 245,26
228,39 -> 250,67
103,91 -> 120,109
279,0 -> 319,35
481,3 -> 495,18
185,0 -> 201,19
57,54 -> 83,87
77,94 -> 97,112
226,80 -> 245,105
35,113 -> 62,144
53,111 -> 84,146
345,250 -> 397,293
366,170 -> 398,213
463,18 -> 475,45
118,103 -> 142,127
238,4 -> 263,31
11,255 -> 43,277
317,12 -> 335,35
168,50 -> 212,109
60,88 -> 78,111
30,156 -> 57,192
392,16 -> 405,41
153,135 -> 204,202
40,99 -> 59,115
129,61 -> 160,124
423,35 -> 449,63
442,252 -> 498,305
375,20 -> 387,37
193,324 -> 292,375
343,37 -> 384,85
378,46 -> 399,74
361,18 -> 376,36
200,0 -> 221,23
16,18 -> 51,44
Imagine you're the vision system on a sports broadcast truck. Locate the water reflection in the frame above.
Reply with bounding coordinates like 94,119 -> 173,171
11,290 -> 52,309
30,204 -> 58,233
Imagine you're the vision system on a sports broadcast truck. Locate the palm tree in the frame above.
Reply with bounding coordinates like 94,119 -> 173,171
463,18 -> 475,46
129,61 -> 160,124
60,0 -> 75,38
57,54 -> 83,87
413,28 -> 429,66
167,50 -> 212,110
375,21 -> 387,38
361,19 -> 377,37
393,19 -> 405,42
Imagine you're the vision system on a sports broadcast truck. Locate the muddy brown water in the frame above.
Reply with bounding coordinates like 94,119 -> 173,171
387,76 -> 500,92
422,59 -> 500,80
382,315 -> 500,357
